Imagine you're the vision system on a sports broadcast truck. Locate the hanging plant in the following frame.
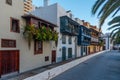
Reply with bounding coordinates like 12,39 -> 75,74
46,27 -> 53,41
23,24 -> 58,48
23,24 -> 35,49
52,31 -> 58,41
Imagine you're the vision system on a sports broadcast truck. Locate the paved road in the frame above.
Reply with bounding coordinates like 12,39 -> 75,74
51,50 -> 120,80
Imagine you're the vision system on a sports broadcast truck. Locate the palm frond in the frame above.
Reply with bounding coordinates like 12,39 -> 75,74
91,0 -> 105,15
108,23 -> 120,30
111,29 -> 120,41
112,7 -> 120,17
97,0 -> 115,17
99,0 -> 120,27
108,16 -> 120,25
110,27 -> 120,37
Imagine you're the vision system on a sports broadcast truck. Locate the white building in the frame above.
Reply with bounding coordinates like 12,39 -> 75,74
0,0 -> 56,77
31,0 -> 79,62
102,33 -> 113,50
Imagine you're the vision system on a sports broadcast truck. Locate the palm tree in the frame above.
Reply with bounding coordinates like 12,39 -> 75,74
108,16 -> 120,28
107,16 -> 120,41
109,27 -> 120,42
92,0 -> 120,28
92,0 -> 120,45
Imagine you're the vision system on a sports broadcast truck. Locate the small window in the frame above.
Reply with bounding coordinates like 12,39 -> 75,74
1,39 -> 16,48
62,35 -> 66,44
11,18 -> 20,33
6,0 -> 12,5
45,56 -> 49,61
34,41 -> 43,54
68,36 -> 72,44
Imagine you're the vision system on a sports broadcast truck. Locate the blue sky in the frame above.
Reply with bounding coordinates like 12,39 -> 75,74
32,0 -> 111,33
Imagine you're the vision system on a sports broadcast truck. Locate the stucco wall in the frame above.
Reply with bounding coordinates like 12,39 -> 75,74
77,46 -> 81,57
0,0 -> 52,73
56,35 -> 76,62
31,3 -> 58,26
90,45 -> 94,53
31,3 -> 76,62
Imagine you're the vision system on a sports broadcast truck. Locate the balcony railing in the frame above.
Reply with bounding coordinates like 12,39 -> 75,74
91,37 -> 99,42
60,16 -> 79,36
78,35 -> 91,46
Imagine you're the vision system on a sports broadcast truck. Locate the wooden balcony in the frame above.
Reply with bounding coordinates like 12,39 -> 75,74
60,16 -> 79,36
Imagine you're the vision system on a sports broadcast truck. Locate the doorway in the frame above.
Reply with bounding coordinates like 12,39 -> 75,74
0,50 -> 19,77
62,47 -> 66,61
51,50 -> 56,63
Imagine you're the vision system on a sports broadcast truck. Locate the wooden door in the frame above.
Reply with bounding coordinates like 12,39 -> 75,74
81,46 -> 84,56
88,47 -> 90,55
0,50 -> 19,77
68,48 -> 72,58
62,47 -> 66,61
52,50 -> 56,63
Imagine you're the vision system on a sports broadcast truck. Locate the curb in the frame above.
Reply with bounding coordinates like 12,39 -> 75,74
24,50 -> 109,80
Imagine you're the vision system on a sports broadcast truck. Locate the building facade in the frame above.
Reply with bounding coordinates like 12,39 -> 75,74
24,0 -> 34,14
0,0 -> 56,77
89,25 -> 100,54
102,33 -> 113,50
77,25 -> 91,56
31,2 -> 79,62
60,16 -> 79,60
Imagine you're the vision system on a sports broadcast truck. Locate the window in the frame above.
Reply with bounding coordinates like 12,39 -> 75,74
34,41 -> 43,54
6,0 -> 12,5
65,19 -> 68,26
62,35 -> 66,44
1,39 -> 16,48
45,56 -> 49,61
11,18 -> 20,33
68,36 -> 72,44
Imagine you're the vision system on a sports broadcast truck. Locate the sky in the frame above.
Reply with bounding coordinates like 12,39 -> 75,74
32,0 -> 111,34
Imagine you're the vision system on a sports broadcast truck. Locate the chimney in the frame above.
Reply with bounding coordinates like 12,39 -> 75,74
44,0 -> 49,7
82,20 -> 84,23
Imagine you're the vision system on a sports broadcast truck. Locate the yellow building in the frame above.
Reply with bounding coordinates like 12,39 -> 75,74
82,21 -> 103,54
82,22 -> 91,55
89,25 -> 100,54
24,0 -> 34,14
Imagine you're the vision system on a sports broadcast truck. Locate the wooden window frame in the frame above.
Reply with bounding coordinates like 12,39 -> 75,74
34,40 -> 43,55
1,39 -> 16,48
10,17 -> 20,33
6,0 -> 12,5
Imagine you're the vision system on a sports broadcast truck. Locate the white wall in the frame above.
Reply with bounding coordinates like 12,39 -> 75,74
0,0 -> 52,73
77,46 -> 81,57
56,36 -> 76,62
104,37 -> 111,50
31,3 -> 58,26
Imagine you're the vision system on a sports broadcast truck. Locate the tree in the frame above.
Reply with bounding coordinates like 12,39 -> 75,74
92,0 -> 120,44
107,16 -> 120,41
92,0 -> 120,28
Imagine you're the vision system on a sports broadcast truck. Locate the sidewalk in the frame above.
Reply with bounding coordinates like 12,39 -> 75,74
1,50 -> 108,80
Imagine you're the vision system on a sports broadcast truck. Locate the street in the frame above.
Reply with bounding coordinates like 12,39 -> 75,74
51,50 -> 120,80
